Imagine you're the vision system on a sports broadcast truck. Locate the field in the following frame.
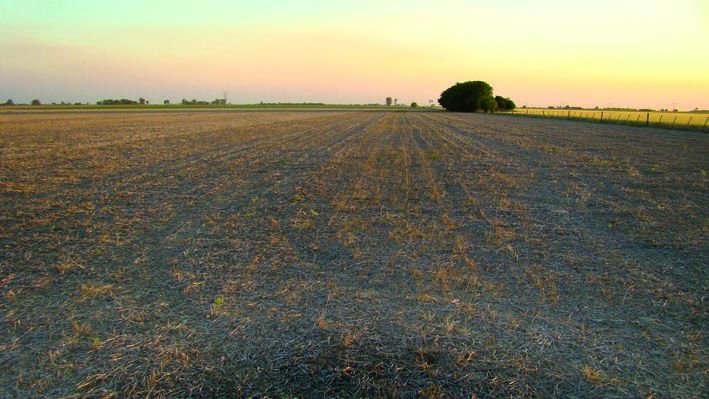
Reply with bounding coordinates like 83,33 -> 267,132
0,104 -> 417,113
1,111 -> 707,398
513,108 -> 709,131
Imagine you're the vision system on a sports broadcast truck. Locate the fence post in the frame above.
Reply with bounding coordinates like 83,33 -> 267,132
671,116 -> 677,127
646,112 -> 649,126
567,110 -> 571,120
687,117 -> 692,127
600,111 -> 603,121
704,116 -> 709,129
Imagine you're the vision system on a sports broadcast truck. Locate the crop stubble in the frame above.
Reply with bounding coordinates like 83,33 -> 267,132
0,111 -> 706,397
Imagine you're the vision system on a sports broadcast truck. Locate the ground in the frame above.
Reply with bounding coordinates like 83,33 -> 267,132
0,111 -> 707,398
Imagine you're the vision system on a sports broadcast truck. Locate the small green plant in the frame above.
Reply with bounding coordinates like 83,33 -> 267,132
208,296 -> 226,317
290,193 -> 305,202
90,336 -> 102,350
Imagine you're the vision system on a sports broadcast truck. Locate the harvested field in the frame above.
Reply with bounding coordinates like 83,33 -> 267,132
0,111 -> 707,398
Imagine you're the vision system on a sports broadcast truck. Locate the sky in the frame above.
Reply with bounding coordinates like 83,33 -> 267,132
1,0 -> 707,109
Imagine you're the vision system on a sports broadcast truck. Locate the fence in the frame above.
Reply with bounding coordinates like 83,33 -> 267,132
500,109 -> 709,132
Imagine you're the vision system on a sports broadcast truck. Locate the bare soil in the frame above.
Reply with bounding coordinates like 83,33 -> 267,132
1,111 -> 707,398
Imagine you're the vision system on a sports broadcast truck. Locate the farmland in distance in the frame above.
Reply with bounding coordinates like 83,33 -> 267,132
0,111 -> 707,398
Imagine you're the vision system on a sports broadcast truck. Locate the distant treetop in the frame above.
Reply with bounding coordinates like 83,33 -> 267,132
494,96 -> 516,111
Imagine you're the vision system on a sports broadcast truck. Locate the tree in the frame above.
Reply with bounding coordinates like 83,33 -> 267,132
481,96 -> 497,113
410,102 -> 418,108
494,96 -> 516,111
386,97 -> 393,106
438,81 -> 494,112
139,97 -> 146,105
31,99 -> 41,106
3,99 -> 14,106
164,100 -> 170,105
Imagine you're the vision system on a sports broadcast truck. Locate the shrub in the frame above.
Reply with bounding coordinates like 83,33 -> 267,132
495,96 -> 516,111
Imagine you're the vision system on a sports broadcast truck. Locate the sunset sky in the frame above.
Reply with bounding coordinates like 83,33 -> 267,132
1,0 -> 707,109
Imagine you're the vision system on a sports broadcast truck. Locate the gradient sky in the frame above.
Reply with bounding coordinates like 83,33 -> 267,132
1,0 -> 707,109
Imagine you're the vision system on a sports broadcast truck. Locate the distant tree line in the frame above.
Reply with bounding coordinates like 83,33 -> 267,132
97,98 -> 140,105
383,98 -> 430,108
181,98 -> 227,105
257,102 -> 326,105
92,98 -> 228,106
2,99 -> 89,106
2,99 -> 42,106
438,81 -> 516,113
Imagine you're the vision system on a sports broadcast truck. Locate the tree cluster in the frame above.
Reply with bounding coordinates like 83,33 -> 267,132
438,81 -> 515,113
494,96 -> 516,111
97,98 -> 139,105
181,98 -> 226,105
